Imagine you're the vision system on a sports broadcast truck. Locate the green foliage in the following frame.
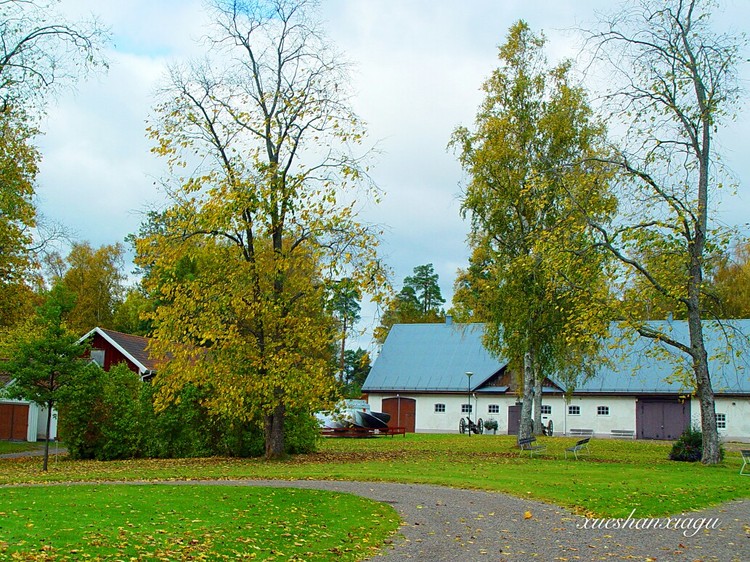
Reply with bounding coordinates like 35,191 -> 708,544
375,264 -> 446,343
0,284 -> 87,408
60,366 -> 320,460
0,108 -> 38,321
452,21 -> 614,437
44,242 -> 127,334
139,0 -> 386,460
340,348 -> 371,397
669,427 -> 725,463
482,418 -> 499,431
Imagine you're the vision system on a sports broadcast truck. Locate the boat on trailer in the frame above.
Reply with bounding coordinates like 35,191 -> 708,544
316,399 -> 391,430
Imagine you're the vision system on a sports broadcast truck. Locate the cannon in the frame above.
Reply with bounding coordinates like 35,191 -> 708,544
459,416 -> 484,435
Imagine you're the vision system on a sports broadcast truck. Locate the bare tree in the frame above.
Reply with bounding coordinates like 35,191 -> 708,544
582,0 -> 746,463
0,0 -> 108,113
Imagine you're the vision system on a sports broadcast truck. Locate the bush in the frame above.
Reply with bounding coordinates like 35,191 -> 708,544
483,418 -> 499,431
60,364 -> 320,459
669,427 -> 725,462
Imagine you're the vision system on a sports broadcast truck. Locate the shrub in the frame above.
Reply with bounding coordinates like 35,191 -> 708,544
60,365 -> 320,460
669,427 -> 725,462
483,418 -> 499,431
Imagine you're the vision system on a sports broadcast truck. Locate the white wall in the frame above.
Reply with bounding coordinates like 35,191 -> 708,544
367,393 -> 750,440
691,397 -> 750,443
35,405 -> 58,441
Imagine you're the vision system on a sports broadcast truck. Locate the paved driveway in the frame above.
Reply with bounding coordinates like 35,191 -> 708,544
213,480 -> 749,562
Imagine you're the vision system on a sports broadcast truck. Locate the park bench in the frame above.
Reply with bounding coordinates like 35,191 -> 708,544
380,426 -> 406,437
610,429 -> 635,439
741,450 -> 750,475
517,436 -> 547,457
565,437 -> 592,460
568,428 -> 594,437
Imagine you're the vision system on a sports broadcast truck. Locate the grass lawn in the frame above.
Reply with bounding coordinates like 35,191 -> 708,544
1,434 -> 748,519
0,484 -> 399,561
0,441 -> 41,455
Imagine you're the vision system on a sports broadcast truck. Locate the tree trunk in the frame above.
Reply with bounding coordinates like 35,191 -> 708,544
532,370 -> 543,436
519,351 -> 534,440
42,401 -> 52,472
265,400 -> 286,460
686,311 -> 720,464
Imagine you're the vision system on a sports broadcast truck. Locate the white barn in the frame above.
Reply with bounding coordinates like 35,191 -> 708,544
362,318 -> 750,441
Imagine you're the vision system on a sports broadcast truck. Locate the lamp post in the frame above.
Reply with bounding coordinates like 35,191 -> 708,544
466,371 -> 473,436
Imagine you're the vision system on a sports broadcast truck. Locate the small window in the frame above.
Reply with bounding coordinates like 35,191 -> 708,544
568,405 -> 580,415
715,413 -> 726,429
461,404 -> 472,414
541,405 -> 552,415
434,403 -> 446,413
488,404 -> 500,414
597,406 -> 610,416
90,349 -> 105,368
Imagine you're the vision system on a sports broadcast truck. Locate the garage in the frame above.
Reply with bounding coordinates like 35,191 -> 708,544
0,403 -> 29,441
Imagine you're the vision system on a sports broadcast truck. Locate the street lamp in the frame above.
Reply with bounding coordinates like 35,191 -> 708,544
466,372 -> 473,436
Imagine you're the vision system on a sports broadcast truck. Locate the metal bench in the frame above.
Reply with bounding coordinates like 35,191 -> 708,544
517,436 -> 547,457
565,437 -> 592,460
569,428 -> 594,437
741,450 -> 750,476
611,429 -> 635,439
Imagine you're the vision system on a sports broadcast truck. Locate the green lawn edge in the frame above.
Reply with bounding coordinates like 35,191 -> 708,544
1,434 -> 748,518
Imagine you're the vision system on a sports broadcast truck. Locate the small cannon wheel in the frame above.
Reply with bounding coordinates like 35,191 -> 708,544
459,417 -> 467,434
477,418 -> 484,434
547,419 -> 553,437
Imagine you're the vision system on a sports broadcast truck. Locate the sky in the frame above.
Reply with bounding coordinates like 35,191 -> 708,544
35,0 -> 750,350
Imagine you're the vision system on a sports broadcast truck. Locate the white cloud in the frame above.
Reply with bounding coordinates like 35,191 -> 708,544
31,0 -> 750,349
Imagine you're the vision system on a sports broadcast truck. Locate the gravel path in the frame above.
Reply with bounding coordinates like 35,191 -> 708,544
193,480 -> 749,562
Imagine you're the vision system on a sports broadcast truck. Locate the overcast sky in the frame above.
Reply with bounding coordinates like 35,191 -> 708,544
35,0 -> 750,349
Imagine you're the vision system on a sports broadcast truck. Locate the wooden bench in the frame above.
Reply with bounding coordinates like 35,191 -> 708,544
380,427 -> 406,437
565,437 -> 592,460
611,429 -> 635,439
741,450 -> 750,476
568,428 -> 594,437
517,436 -> 547,457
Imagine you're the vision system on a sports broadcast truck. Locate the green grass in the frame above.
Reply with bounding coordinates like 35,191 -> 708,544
0,441 -> 40,455
0,434 -> 748,519
0,484 -> 399,561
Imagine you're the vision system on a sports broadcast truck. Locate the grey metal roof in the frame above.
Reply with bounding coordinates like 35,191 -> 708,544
362,322 -> 505,392
364,320 -> 750,395
577,320 -> 750,394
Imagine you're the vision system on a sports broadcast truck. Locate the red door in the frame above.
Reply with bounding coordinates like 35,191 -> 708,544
0,404 -> 29,440
382,397 -> 416,433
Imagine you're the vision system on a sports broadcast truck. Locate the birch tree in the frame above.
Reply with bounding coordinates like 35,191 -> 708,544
452,21 -> 614,439
138,0 -> 385,459
582,0 -> 745,463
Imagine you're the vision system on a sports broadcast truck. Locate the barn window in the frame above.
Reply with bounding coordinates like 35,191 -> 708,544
597,406 -> 610,416
488,404 -> 500,414
568,405 -> 580,415
541,405 -> 552,415
90,349 -> 105,368
434,403 -> 446,413
461,404 -> 472,414
715,413 -> 726,429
